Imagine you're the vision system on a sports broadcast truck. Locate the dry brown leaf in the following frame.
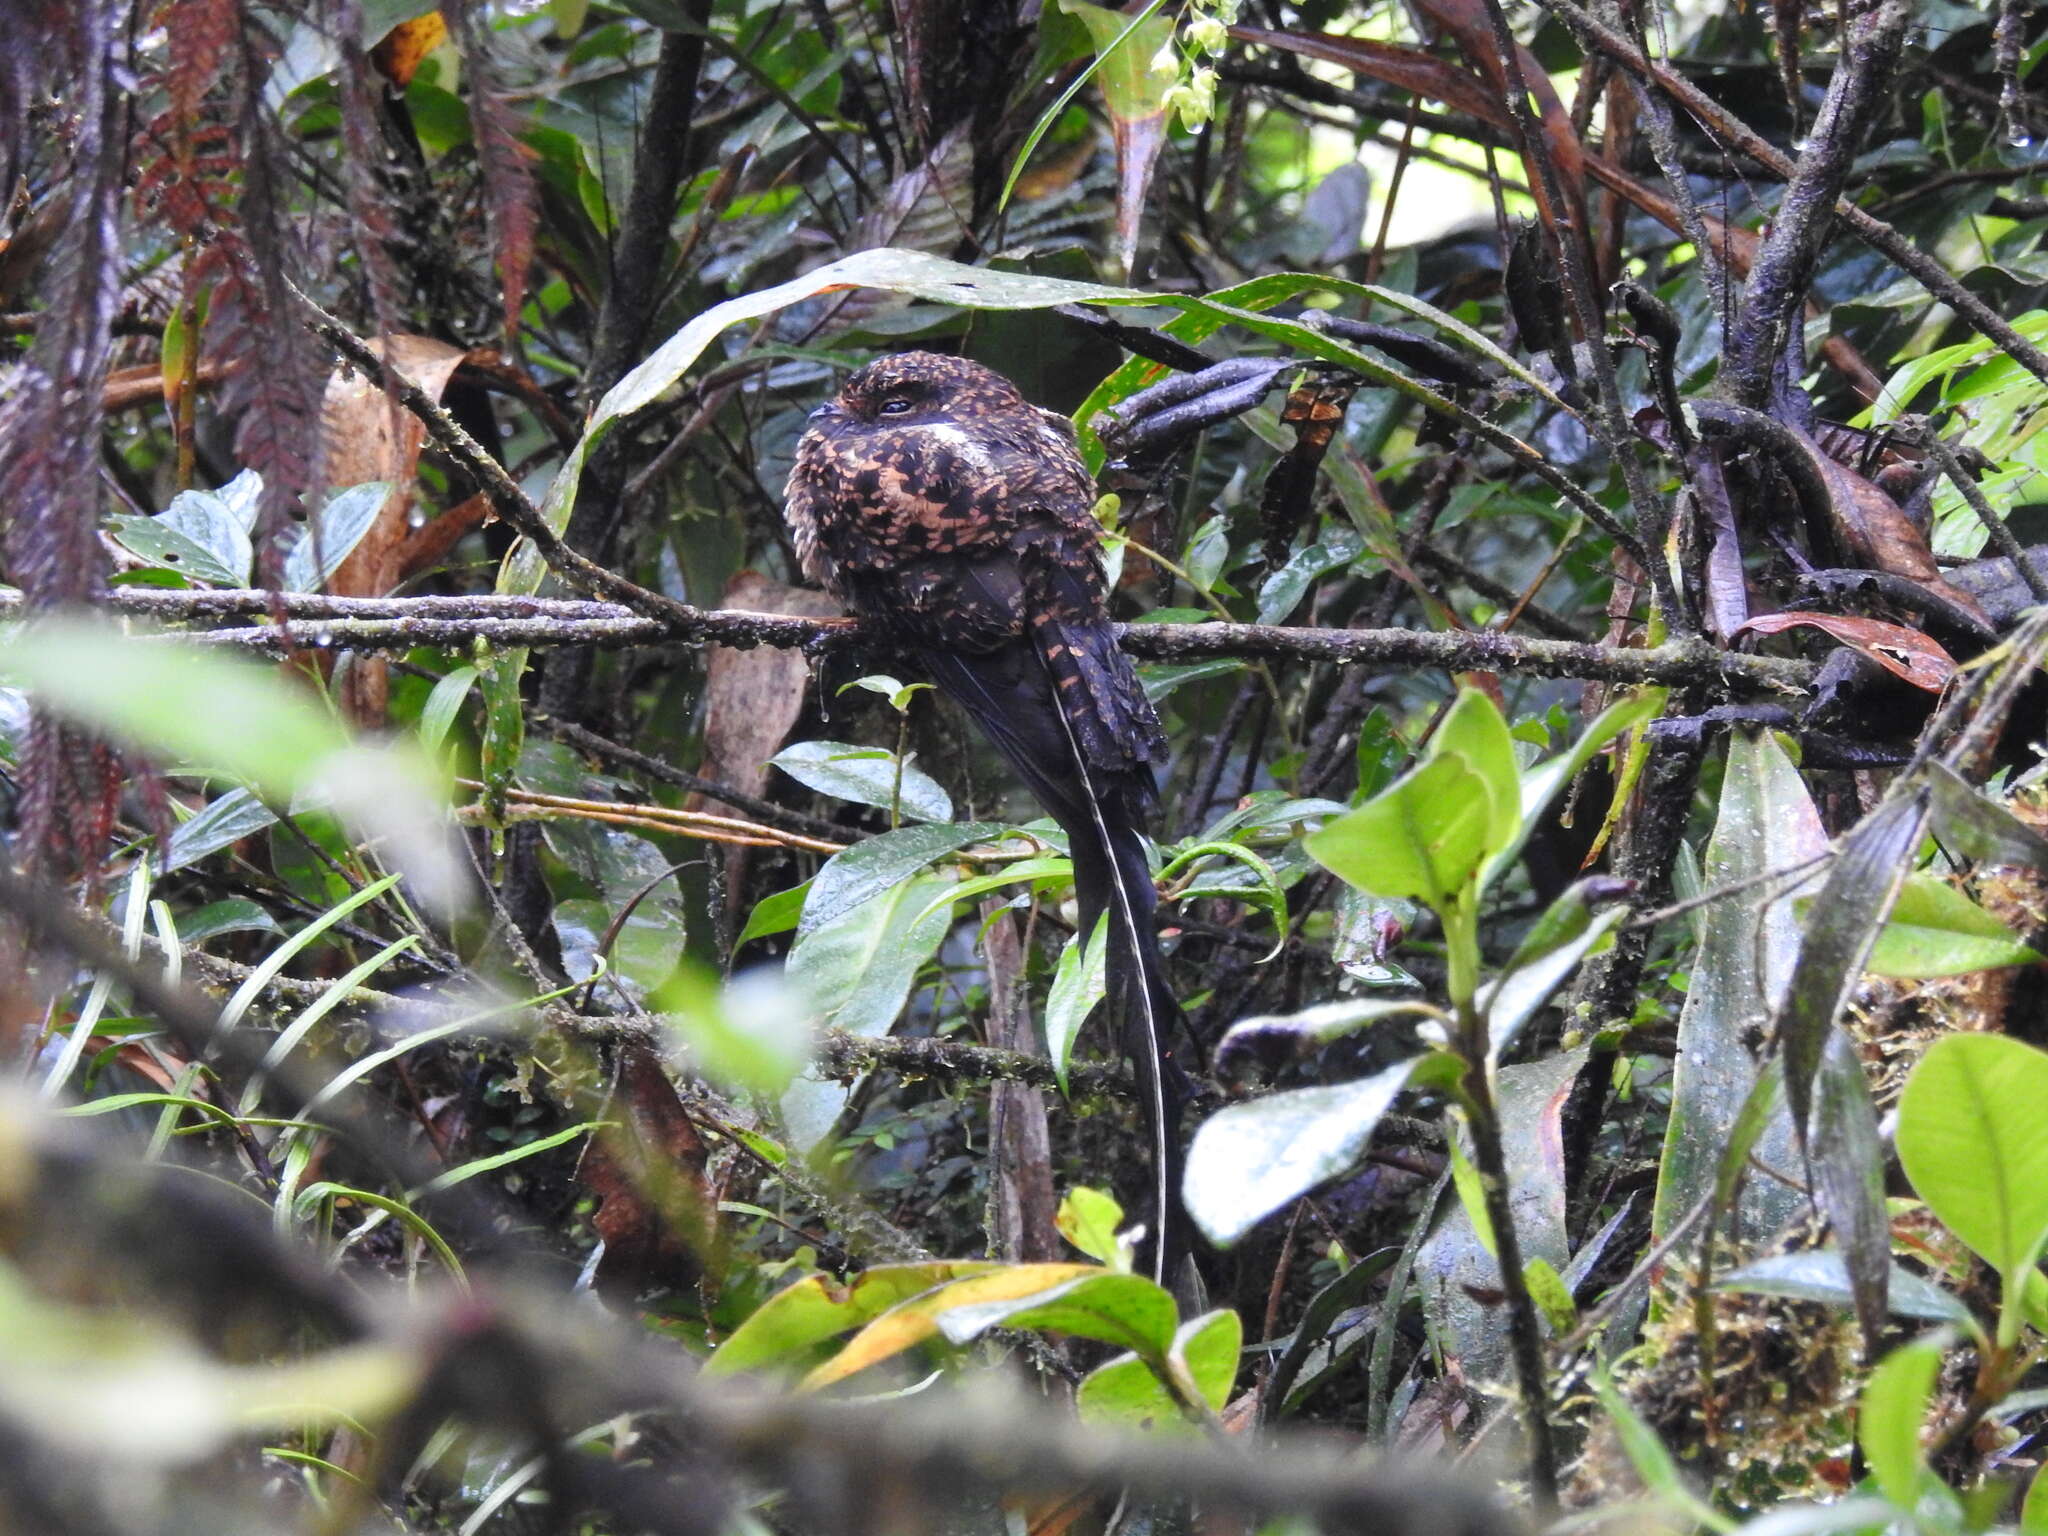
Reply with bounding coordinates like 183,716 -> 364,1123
582,1042 -> 714,1306
1734,611 -> 1957,692
311,332 -> 469,721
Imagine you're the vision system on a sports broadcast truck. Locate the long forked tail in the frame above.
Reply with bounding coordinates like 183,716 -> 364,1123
917,641 -> 1188,1283
1033,665 -> 1188,1288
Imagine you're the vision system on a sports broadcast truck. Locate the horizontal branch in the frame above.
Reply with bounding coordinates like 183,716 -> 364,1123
34,587 -> 1818,692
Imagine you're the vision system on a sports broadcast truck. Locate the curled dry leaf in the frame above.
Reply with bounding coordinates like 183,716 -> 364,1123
1734,611 -> 1957,692
581,1042 -> 715,1306
311,332 -> 474,722
692,571 -> 847,930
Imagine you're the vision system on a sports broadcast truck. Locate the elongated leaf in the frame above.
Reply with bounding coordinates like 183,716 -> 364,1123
800,822 -> 1002,937
1779,788 -> 1929,1142
1653,731 -> 1817,1243
704,1263 -> 1006,1379
1863,872 -> 2045,977
770,741 -> 953,824
1860,1336 -> 1943,1509
1717,1251 -> 1970,1326
800,1264 -> 1102,1389
1184,1054 -> 1455,1247
1044,915 -> 1109,1092
161,788 -> 279,874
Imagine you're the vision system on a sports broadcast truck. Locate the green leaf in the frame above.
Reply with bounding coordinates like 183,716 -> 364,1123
1478,883 -> 1625,1057
800,822 -> 1002,937
1653,730 -> 1814,1245
933,1270 -> 1179,1360
1897,1033 -> 2048,1281
283,482 -> 390,593
1075,1306 -> 1241,1431
1304,752 -> 1493,909
736,881 -> 810,946
1862,872 -> 2045,977
770,740 -> 954,823
799,1263 -> 1103,1388
1183,1054 -> 1452,1247
1593,1369 -> 1735,1534
1860,1336 -> 1943,1510
789,871 -> 956,1037
161,787 -> 280,874
1044,914 -> 1109,1093
1055,0 -> 1175,121
417,665 -> 478,761
1446,1132 -> 1494,1259
1716,1251 -> 1972,1326
703,1263 -> 1005,1379
1432,687 -> 1519,858
1522,1258 -> 1576,1334
1055,1186 -> 1130,1268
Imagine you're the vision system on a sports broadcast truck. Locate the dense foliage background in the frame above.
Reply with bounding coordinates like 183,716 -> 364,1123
3,0 -> 2048,1531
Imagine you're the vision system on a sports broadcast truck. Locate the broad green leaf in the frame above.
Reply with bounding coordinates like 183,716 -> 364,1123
933,1270 -> 1179,1359
801,1264 -> 1103,1389
1053,1187 -> 1130,1271
1432,687 -> 1519,858
1184,1054 -> 1455,1247
1304,753 -> 1492,909
1898,1034 -> 2048,1281
800,822 -> 1002,937
283,482 -> 390,593
1075,1306 -> 1241,1431
770,740 -> 953,824
703,1262 -> 1005,1378
1493,688 -> 1662,884
1862,872 -> 2044,977
789,870 -> 956,1037
1860,1336 -> 1943,1509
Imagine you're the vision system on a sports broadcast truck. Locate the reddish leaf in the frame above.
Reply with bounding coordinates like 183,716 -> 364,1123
581,1043 -> 714,1306
1734,611 -> 1957,691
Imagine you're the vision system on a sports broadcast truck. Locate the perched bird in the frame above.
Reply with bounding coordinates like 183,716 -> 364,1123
784,351 -> 1188,1279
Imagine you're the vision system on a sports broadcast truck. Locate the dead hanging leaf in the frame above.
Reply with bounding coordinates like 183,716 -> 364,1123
311,332 -> 470,722
370,11 -> 447,89
1058,0 -> 1176,279
582,1042 -> 715,1307
808,130 -> 975,338
1734,611 -> 1957,692
691,571 -> 846,936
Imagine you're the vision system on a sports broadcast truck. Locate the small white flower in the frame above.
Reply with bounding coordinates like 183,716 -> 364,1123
1187,14 -> 1227,53
1148,40 -> 1180,79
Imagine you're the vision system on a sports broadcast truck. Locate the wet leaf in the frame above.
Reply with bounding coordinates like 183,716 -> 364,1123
771,740 -> 954,824
1184,1053 -> 1455,1247
1734,611 -> 1956,692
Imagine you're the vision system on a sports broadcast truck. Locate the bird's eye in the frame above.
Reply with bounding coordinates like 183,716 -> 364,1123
877,396 -> 914,416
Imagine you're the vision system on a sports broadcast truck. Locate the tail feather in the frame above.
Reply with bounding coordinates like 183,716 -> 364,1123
920,638 -> 1188,1283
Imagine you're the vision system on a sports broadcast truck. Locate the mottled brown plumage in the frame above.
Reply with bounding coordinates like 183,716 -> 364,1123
785,351 -> 1187,1277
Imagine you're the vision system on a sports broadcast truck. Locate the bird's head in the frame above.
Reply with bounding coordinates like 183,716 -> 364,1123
818,351 -> 1027,430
